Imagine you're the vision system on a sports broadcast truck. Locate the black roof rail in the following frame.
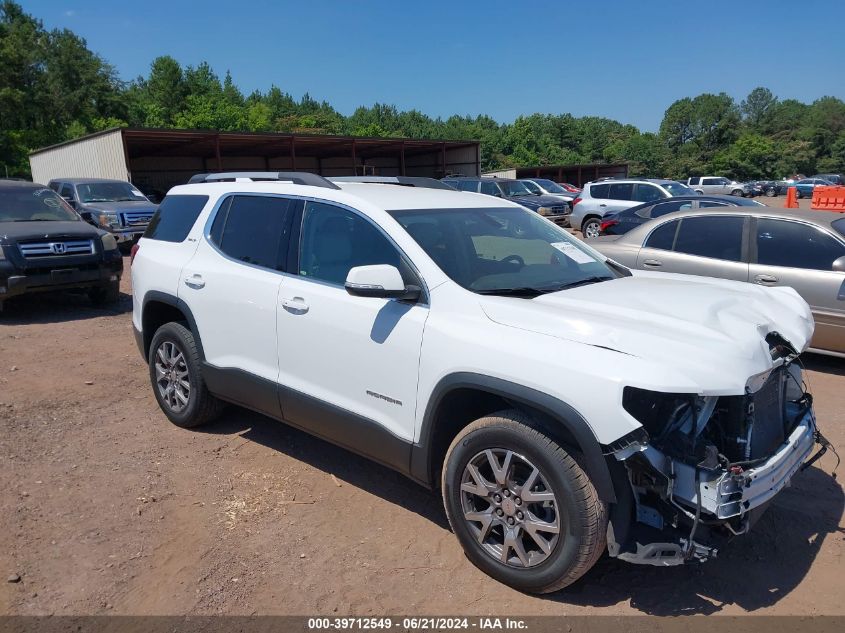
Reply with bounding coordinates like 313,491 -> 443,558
330,176 -> 455,190
188,171 -> 340,190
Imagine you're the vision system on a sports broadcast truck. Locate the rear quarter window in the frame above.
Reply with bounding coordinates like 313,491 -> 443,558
589,183 -> 610,198
143,194 -> 209,242
832,218 -> 845,239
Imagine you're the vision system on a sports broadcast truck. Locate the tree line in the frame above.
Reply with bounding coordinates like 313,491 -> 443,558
2,1 -> 844,181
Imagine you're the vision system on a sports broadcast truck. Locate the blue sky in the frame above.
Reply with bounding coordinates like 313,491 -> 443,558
28,0 -> 845,131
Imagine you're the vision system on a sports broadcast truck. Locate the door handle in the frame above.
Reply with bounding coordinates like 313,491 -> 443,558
183,274 -> 205,289
754,274 -> 779,284
281,296 -> 309,313
642,259 -> 663,268
599,203 -> 607,207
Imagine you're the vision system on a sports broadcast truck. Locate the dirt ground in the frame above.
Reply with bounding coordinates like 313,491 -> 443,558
1,216 -> 844,616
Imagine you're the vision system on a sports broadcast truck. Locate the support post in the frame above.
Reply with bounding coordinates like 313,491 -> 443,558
290,136 -> 297,171
351,139 -> 357,175
215,135 -> 222,172
400,141 -> 406,176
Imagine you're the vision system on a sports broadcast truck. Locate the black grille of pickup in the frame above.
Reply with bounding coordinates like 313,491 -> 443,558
120,211 -> 153,227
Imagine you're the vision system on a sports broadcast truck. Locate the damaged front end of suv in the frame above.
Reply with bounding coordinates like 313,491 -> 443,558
605,336 -> 832,566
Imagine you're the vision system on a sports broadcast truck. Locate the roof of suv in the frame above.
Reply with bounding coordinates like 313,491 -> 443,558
588,178 -> 679,186
48,178 -> 131,184
170,180 -> 522,211
0,180 -> 44,191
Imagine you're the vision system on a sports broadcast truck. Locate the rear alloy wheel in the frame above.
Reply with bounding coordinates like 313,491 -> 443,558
796,189 -> 803,199
581,218 -> 601,239
731,189 -> 744,197
765,188 -> 776,197
442,410 -> 607,593
148,322 -> 223,428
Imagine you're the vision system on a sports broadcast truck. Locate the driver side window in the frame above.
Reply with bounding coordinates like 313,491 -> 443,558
298,202 -> 404,286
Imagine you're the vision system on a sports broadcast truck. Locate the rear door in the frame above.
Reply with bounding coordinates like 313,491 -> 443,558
179,194 -> 298,417
604,182 -> 636,213
750,217 -> 845,354
636,215 -> 750,281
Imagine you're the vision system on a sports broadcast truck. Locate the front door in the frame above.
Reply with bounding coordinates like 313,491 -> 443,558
750,217 -> 845,354
275,200 -> 428,470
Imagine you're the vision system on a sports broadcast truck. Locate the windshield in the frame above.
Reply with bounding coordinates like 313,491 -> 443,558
390,207 -> 616,295
499,181 -> 533,197
663,181 -> 696,196
521,180 -> 543,195
533,179 -> 567,194
0,187 -> 80,222
77,182 -> 148,203
832,218 -> 845,239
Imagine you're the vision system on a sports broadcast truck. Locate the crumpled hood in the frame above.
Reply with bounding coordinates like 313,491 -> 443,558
480,271 -> 814,392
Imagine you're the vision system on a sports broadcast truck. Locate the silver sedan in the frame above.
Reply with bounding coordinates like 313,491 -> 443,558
589,207 -> 845,357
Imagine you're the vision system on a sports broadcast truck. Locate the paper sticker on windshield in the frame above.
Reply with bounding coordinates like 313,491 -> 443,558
551,241 -> 594,264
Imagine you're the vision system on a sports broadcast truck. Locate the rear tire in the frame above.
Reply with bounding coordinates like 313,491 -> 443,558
730,189 -> 744,197
581,217 -> 601,239
148,322 -> 223,428
441,410 -> 607,594
796,189 -> 803,199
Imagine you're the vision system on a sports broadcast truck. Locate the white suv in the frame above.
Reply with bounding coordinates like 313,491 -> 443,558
132,172 -> 824,593
571,178 -> 695,238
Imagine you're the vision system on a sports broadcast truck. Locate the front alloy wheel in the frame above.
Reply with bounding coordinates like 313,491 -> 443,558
461,449 -> 560,567
442,411 -> 607,594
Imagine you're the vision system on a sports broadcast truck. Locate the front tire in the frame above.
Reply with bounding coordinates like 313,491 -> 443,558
581,217 -> 601,239
730,189 -> 744,197
441,410 -> 607,594
148,322 -> 223,428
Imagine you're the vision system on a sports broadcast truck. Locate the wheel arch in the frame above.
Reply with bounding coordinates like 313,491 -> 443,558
139,291 -> 205,362
411,373 -> 617,503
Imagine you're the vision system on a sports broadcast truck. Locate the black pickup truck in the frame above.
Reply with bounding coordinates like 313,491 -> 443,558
0,180 -> 123,310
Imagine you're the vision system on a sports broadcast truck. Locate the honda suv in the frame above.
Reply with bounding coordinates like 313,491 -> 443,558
571,179 -> 694,238
131,172 -> 826,593
0,180 -> 123,309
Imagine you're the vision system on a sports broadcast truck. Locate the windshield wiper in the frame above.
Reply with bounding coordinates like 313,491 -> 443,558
474,287 -> 545,297
537,276 -> 613,292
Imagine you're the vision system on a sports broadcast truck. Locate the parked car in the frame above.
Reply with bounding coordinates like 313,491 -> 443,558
570,178 -> 695,238
812,173 -> 844,186
48,178 -> 158,248
759,180 -> 791,197
794,178 -> 835,198
591,206 -> 845,356
599,195 -> 765,235
519,178 -> 576,203
558,182 -> 581,193
0,180 -> 123,310
132,171 -> 823,591
686,176 -> 752,197
441,177 -> 571,225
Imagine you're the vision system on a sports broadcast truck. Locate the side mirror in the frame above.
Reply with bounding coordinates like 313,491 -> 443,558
833,256 -> 845,273
345,265 -> 420,301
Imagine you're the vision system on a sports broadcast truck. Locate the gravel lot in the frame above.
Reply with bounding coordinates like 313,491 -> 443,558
2,207 -> 843,616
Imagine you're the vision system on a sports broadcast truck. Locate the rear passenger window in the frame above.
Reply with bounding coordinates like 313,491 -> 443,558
674,216 -> 744,262
608,183 -> 634,200
589,183 -> 610,198
698,201 -> 730,208
457,180 -> 479,192
144,195 -> 209,243
645,220 -> 678,250
210,195 -> 295,270
650,200 -> 692,217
